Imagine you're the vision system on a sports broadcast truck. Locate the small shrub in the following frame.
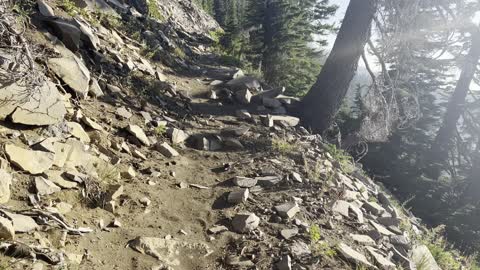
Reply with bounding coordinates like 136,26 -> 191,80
271,138 -> 296,155
154,124 -> 167,136
310,224 -> 321,243
173,47 -> 186,59
147,0 -> 164,21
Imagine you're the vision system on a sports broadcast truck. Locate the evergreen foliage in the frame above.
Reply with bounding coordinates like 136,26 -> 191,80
208,0 -> 337,96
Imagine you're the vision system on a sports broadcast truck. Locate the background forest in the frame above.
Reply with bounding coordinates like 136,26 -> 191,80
197,0 -> 480,260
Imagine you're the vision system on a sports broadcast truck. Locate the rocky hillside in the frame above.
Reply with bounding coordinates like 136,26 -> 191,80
0,0 -> 465,269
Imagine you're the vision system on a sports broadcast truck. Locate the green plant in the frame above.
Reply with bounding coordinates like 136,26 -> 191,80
96,163 -> 120,183
154,124 -> 167,136
420,226 -> 462,270
173,47 -> 186,59
271,138 -> 296,155
59,0 -> 87,17
147,0 -> 164,21
209,29 -> 225,44
310,224 -> 321,243
324,144 -> 354,173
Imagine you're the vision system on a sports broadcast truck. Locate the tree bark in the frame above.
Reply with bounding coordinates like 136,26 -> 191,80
432,28 -> 480,158
297,0 -> 377,133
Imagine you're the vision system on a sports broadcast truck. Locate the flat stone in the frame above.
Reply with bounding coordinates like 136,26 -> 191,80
337,243 -> 373,267
140,197 -> 151,206
226,76 -> 261,91
291,172 -> 302,183
208,225 -> 229,234
290,241 -> 311,257
227,189 -> 249,204
262,115 -> 300,127
0,170 -> 12,203
390,235 -> 410,249
233,176 -> 257,188
377,217 -> 402,227
363,201 -> 386,216
370,220 -> 395,236
140,111 -> 152,124
0,216 -> 15,240
88,78 -> 104,97
55,202 -> 73,215
52,142 -> 72,167
226,256 -> 254,267
262,97 -> 282,108
67,122 -> 91,143
232,213 -> 260,233
255,175 -> 281,186
132,149 -> 147,160
366,247 -> 396,270
37,0 -> 55,16
235,110 -> 252,119
332,200 -> 350,217
3,212 -> 38,233
127,125 -> 150,146
106,184 -> 124,201
116,107 -> 132,119
62,170 -> 88,183
48,46 -> 90,98
274,202 -> 300,219
122,166 -> 136,179
235,89 -> 252,104
168,128 -> 189,144
349,203 -> 365,223
82,116 -> 103,131
343,190 -> 361,201
5,144 -> 54,174
350,234 -> 375,245
35,176 -> 61,195
155,142 -> 179,158
210,80 -> 223,86
45,170 -> 78,189
276,255 -> 292,270
280,228 -> 299,240
0,76 -> 66,125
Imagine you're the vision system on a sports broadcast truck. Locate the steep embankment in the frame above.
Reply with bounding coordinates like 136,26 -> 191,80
0,0 -> 466,269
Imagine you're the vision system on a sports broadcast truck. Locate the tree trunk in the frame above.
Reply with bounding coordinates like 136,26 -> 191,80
297,0 -> 377,133
432,29 -> 480,158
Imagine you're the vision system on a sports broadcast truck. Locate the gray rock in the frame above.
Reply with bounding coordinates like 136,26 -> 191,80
280,228 -> 299,240
45,170 -> 78,189
155,142 -> 179,158
226,76 -> 261,91
81,116 -> 103,131
208,225 -> 229,234
235,89 -> 252,104
37,0 -> 55,16
35,176 -> 61,195
226,256 -> 254,267
363,201 -> 386,216
255,175 -> 281,186
337,243 -> 373,267
140,111 -> 153,124
227,189 -> 249,204
232,69 -> 245,79
366,247 -> 396,270
3,212 -> 38,233
168,128 -> 189,144
261,115 -> 300,127
235,110 -> 252,119
106,184 -> 124,201
411,245 -> 441,270
390,235 -> 410,249
276,255 -> 292,270
350,234 -> 375,245
0,170 -> 12,203
332,200 -> 350,217
209,80 -> 223,86
5,144 -> 54,174
290,241 -> 311,257
127,125 -> 151,146
67,122 -> 91,143
274,202 -> 300,219
48,46 -> 90,98
0,216 -> 15,240
262,97 -> 282,108
233,176 -> 257,188
116,107 -> 133,119
0,76 -> 66,126
88,78 -> 104,97
232,213 -> 260,233
370,221 -> 395,236
377,217 -> 402,227
290,172 -> 302,183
